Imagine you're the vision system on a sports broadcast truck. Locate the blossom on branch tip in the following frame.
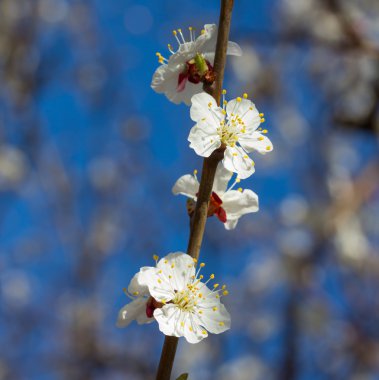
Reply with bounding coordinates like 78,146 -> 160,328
188,91 -> 273,179
151,24 -> 242,105
117,252 -> 231,344
173,164 -> 259,230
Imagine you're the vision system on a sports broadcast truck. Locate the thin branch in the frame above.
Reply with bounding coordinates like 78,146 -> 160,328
155,1 -> 235,379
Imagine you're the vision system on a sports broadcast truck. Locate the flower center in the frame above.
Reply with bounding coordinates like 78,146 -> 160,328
177,53 -> 215,92
217,118 -> 243,147
172,285 -> 199,312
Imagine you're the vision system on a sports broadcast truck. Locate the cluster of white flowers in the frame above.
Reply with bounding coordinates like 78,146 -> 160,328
117,252 -> 230,344
117,23 -> 273,345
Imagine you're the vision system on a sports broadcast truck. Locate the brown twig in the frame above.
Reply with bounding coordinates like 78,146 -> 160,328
155,1 -> 235,379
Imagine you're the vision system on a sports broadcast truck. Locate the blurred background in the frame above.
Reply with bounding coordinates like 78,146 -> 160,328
0,0 -> 379,379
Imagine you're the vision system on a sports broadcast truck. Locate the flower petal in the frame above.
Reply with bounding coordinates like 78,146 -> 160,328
193,284 -> 231,334
116,297 -> 150,328
223,146 -> 255,179
226,41 -> 242,56
154,304 -> 180,336
190,92 -> 224,123
182,313 -> 208,343
195,302 -> 231,334
138,267 -> 175,303
151,63 -> 201,106
127,267 -> 153,296
188,124 -> 221,158
224,218 -> 239,230
239,132 -> 273,154
222,189 -> 259,228
194,24 -> 217,54
212,164 -> 233,195
157,252 -> 196,292
172,174 -> 199,199
226,98 -> 261,131
154,305 -> 207,343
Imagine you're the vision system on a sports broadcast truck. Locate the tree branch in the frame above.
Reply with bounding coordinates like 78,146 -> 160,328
155,1 -> 235,379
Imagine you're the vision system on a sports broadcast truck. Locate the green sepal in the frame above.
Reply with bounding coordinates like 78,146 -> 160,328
176,373 -> 189,380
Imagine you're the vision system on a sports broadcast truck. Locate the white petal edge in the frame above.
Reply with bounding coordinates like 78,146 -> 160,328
190,92 -> 224,123
156,252 -> 196,292
239,132 -> 273,154
116,297 -> 150,328
188,124 -> 221,158
212,164 -> 233,195
223,146 -> 255,180
222,189 -> 259,228
172,174 -> 199,199
226,41 -> 242,56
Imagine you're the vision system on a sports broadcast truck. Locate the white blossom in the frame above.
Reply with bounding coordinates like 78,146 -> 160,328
173,164 -> 259,230
117,252 -> 231,344
151,24 -> 242,105
116,268 -> 155,328
188,91 -> 273,179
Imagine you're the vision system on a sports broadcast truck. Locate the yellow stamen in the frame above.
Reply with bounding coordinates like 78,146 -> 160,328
243,93 -> 248,99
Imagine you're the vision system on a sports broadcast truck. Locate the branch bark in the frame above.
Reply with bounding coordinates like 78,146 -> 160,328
155,1 -> 235,379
